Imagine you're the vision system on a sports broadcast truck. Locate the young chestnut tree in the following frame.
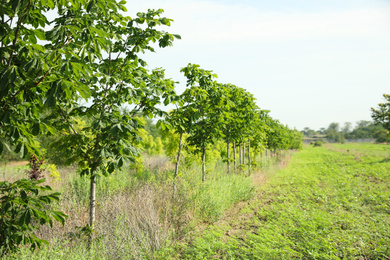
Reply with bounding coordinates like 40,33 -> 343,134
0,0 -> 180,232
371,94 -> 390,136
180,64 -> 225,182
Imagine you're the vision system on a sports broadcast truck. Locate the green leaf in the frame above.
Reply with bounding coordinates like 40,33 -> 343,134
117,157 -> 124,168
108,162 -> 115,173
18,209 -> 32,226
34,29 -> 46,40
32,123 -> 40,136
28,34 -> 37,44
51,211 -> 67,226
75,83 -> 91,100
12,0 -> 22,13
15,142 -> 24,158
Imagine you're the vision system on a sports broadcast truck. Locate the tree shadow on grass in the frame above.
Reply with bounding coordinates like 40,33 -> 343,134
367,158 -> 390,165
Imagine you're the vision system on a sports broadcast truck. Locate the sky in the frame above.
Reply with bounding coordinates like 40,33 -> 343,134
123,0 -> 390,131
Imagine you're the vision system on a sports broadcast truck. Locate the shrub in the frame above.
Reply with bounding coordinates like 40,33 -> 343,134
0,179 -> 67,256
313,141 -> 323,147
27,155 -> 45,180
374,129 -> 389,143
44,164 -> 61,182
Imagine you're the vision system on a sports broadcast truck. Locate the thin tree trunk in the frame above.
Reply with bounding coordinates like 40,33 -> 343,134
88,172 -> 97,248
239,143 -> 242,165
260,150 -> 263,168
202,145 -> 206,182
233,141 -> 236,172
243,142 -> 245,165
227,140 -> 230,174
248,139 -> 251,175
89,174 -> 96,227
174,130 -> 183,192
254,149 -> 257,166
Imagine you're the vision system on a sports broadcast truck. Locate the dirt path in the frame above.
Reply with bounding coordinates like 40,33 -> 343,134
202,155 -> 293,240
3,161 -> 29,167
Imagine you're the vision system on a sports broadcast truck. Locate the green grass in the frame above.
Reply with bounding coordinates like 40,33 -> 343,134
165,143 -> 390,259
3,155 -> 261,259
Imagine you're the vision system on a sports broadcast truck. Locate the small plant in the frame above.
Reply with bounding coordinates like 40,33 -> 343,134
44,164 -> 61,182
27,155 -> 45,180
0,178 -> 67,256
313,141 -> 323,147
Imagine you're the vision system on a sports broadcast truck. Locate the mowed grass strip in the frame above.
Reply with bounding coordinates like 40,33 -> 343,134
168,143 -> 390,259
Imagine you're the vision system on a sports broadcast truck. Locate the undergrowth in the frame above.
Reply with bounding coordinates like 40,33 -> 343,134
3,154 -> 268,259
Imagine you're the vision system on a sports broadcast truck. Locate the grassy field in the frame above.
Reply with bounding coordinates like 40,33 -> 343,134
3,155 -> 277,259
163,143 -> 390,259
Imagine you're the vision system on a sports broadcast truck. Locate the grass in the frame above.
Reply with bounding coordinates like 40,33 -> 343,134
165,143 -> 390,259
2,153 -> 266,259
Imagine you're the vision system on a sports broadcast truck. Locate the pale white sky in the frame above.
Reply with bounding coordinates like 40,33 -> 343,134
125,0 -> 390,130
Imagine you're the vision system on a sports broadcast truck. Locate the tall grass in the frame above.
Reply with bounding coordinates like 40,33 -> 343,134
3,154 -> 266,259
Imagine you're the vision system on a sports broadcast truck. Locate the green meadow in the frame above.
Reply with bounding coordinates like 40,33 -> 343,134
165,143 -> 390,259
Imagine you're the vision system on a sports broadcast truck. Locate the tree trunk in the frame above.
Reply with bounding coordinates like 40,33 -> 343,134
89,174 -> 96,227
227,140 -> 230,174
174,130 -> 183,180
202,145 -> 206,182
174,130 -> 183,192
248,139 -> 251,175
239,143 -> 242,165
260,150 -> 263,168
88,172 -> 97,248
254,149 -> 257,166
233,141 -> 236,173
243,142 -> 245,165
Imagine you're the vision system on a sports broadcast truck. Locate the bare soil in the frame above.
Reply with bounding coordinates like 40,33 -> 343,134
3,160 -> 29,167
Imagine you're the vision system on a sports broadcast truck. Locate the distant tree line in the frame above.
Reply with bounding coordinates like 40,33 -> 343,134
301,120 -> 388,143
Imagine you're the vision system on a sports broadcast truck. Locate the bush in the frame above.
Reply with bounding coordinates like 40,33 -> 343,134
0,179 -> 67,256
313,141 -> 323,147
374,129 -> 389,143
44,164 -> 61,182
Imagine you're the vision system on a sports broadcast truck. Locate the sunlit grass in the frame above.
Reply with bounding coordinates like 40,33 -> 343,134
169,143 -> 390,259
3,154 -> 269,259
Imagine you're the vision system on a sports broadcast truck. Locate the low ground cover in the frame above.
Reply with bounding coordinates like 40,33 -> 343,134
167,143 -> 390,259
2,155 -> 276,259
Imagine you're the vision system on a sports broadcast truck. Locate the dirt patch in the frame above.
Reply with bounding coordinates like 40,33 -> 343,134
252,172 -> 267,187
4,161 -> 29,167
210,154 -> 294,240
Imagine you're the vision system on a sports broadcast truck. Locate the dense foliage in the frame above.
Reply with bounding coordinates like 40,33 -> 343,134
371,94 -> 390,143
164,64 -> 302,181
0,179 -> 67,256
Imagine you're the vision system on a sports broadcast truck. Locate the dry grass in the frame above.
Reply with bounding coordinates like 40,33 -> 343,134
2,153 -> 271,259
30,158 -> 191,259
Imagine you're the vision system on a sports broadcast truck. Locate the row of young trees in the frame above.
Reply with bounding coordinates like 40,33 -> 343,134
0,0 -> 301,254
162,64 -> 302,183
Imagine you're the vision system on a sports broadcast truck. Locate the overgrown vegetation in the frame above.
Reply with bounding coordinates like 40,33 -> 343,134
0,178 -> 67,256
0,152 -> 283,259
